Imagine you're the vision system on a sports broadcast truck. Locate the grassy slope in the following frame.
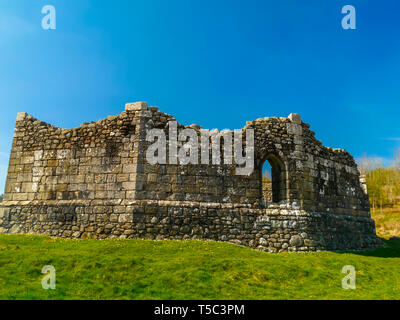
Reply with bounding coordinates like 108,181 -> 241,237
1,234 -> 400,300
371,207 -> 400,239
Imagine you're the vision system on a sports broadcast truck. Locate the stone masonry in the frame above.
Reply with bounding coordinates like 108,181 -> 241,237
0,102 -> 382,252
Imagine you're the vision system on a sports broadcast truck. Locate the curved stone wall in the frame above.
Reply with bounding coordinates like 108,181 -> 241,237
0,201 -> 381,252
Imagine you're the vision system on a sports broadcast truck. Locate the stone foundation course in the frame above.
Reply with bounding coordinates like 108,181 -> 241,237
0,200 -> 382,252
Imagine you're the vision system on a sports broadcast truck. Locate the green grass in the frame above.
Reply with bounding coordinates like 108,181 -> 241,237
0,234 -> 400,300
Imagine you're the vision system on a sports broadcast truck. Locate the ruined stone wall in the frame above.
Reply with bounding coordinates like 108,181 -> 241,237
2,103 -> 145,203
134,106 -> 259,203
132,105 -> 370,216
0,102 -> 381,251
246,113 -> 370,216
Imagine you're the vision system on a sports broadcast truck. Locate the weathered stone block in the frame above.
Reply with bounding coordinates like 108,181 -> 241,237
125,102 -> 148,111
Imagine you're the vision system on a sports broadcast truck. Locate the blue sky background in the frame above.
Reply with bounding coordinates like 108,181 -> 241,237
1,0 -> 400,193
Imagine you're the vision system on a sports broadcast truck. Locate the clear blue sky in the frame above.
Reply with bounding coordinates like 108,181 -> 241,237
1,0 -> 400,193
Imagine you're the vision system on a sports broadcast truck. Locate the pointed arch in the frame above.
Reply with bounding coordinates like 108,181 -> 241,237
260,154 -> 288,204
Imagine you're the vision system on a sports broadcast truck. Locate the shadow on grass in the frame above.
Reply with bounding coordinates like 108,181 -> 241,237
339,238 -> 400,258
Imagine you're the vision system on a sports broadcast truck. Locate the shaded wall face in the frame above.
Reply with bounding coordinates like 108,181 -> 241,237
299,154 -> 370,215
3,111 -> 141,202
295,122 -> 370,215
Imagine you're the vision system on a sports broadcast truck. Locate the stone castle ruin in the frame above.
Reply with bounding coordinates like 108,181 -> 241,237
0,102 -> 382,251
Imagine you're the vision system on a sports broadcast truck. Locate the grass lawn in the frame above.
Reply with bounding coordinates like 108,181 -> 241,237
0,234 -> 400,300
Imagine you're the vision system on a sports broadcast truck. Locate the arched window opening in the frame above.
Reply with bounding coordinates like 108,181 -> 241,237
262,161 -> 273,202
261,155 -> 287,204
